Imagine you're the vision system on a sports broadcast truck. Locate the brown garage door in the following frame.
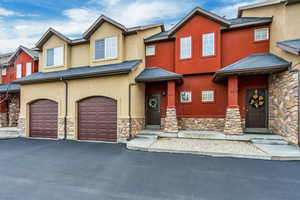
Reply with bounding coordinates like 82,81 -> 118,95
78,96 -> 117,142
30,99 -> 58,138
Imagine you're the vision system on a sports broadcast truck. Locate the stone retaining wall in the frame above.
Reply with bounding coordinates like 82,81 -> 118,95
269,71 -> 298,144
178,118 -> 225,132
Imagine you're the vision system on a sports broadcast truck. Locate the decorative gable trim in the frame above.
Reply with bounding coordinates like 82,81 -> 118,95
35,28 -> 72,49
168,7 -> 231,36
83,15 -> 127,39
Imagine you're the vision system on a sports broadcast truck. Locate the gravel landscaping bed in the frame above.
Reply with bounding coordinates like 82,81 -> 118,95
150,138 -> 268,156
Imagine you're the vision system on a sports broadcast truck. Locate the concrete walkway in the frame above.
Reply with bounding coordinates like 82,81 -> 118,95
127,130 -> 300,160
0,127 -> 19,139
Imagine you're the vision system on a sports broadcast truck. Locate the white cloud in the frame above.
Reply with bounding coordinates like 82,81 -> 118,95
213,0 -> 266,18
0,7 -> 16,16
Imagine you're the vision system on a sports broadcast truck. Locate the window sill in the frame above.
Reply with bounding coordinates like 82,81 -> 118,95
44,65 -> 65,69
93,57 -> 119,63
180,101 -> 192,104
201,101 -> 216,104
179,57 -> 192,62
253,40 -> 269,43
201,55 -> 217,58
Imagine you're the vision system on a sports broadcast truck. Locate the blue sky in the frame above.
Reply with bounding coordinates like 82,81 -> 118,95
0,0 -> 262,53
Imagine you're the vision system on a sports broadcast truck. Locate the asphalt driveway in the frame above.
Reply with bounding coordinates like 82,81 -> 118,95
0,138 -> 300,200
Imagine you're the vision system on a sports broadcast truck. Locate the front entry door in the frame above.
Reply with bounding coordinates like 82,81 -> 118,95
146,94 -> 160,125
246,88 -> 268,128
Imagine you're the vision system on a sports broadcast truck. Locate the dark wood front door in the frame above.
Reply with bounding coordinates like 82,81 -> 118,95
78,96 -> 117,142
246,88 -> 268,128
146,94 -> 160,125
30,99 -> 58,138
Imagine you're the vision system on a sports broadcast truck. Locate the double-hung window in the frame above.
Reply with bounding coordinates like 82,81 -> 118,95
46,46 -> 64,67
180,91 -> 192,103
202,33 -> 215,57
201,90 -> 214,102
254,28 -> 269,41
146,46 -> 155,56
95,36 -> 118,60
26,62 -> 32,76
1,68 -> 6,76
180,37 -> 192,59
16,64 -> 22,78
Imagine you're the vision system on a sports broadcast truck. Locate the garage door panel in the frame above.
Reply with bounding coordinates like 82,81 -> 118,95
30,99 -> 58,138
78,97 -> 117,142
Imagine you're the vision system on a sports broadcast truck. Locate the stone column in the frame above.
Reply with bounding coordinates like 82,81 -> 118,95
164,81 -> 178,133
8,94 -> 20,127
0,95 -> 8,127
224,76 -> 243,135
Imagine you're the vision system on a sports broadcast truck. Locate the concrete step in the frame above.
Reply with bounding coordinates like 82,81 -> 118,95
127,136 -> 157,150
178,131 -> 226,140
145,125 -> 160,130
244,128 -> 273,134
136,134 -> 158,139
251,139 -> 289,145
139,129 -> 162,136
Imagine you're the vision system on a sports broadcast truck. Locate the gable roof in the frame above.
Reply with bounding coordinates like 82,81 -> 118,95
14,60 -> 141,85
35,28 -> 72,49
168,7 -> 231,36
238,0 -> 300,17
214,53 -> 291,81
145,16 -> 272,43
35,15 -> 164,49
277,38 -> 300,55
8,45 -> 39,63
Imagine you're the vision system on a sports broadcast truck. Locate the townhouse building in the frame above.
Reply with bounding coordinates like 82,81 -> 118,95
13,1 -> 300,145
0,46 -> 38,127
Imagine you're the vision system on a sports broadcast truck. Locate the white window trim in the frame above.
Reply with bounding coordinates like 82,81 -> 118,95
26,62 -> 32,76
180,36 -> 192,59
202,33 -> 215,57
254,28 -> 269,41
94,36 -> 118,61
201,90 -> 215,102
180,91 -> 192,103
146,45 -> 156,56
16,64 -> 22,79
1,68 -> 6,76
45,46 -> 64,68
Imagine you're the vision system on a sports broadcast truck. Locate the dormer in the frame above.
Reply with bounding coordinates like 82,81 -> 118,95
35,15 -> 164,73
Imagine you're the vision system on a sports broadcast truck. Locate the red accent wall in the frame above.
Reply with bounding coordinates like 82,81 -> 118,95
146,41 -> 175,72
1,50 -> 38,84
221,25 -> 270,67
174,15 -> 222,74
176,75 -> 227,118
144,14 -> 270,119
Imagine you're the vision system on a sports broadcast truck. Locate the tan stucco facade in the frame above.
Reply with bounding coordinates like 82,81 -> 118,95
19,20 -> 162,142
242,3 -> 300,64
242,3 -> 300,144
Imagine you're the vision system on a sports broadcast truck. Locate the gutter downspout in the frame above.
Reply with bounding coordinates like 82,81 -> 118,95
289,62 -> 300,147
60,77 -> 68,140
128,83 -> 136,141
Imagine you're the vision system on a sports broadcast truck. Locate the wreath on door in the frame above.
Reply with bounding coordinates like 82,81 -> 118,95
249,90 -> 265,108
148,98 -> 158,109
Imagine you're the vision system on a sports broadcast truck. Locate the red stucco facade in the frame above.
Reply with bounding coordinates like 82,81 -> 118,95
145,13 -> 270,125
2,51 -> 38,84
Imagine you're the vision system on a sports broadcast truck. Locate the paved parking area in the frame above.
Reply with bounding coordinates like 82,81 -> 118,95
0,138 -> 300,200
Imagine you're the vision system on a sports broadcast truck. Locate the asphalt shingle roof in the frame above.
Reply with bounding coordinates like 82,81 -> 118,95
0,84 -> 20,93
136,67 -> 182,82
277,38 -> 300,55
14,60 -> 142,84
215,53 -> 290,81
228,17 -> 272,25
